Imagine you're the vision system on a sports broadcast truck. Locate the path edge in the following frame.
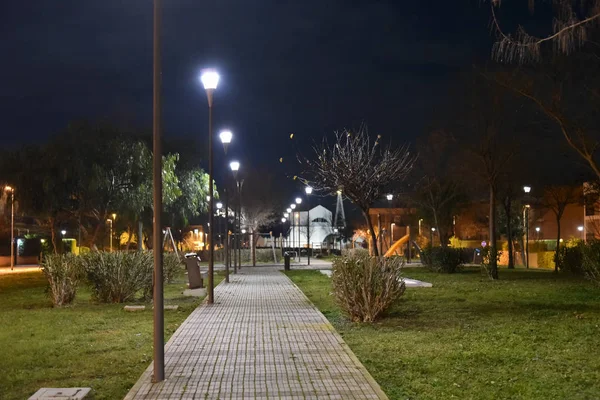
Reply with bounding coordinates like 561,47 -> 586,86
279,269 -> 390,400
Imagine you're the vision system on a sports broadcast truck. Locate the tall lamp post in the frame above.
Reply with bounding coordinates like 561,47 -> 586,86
387,193 -> 393,252
295,197 -> 302,262
4,186 -> 14,270
230,161 -> 240,274
200,68 -> 220,305
107,218 -> 113,252
523,185 -> 531,269
305,186 -> 312,266
220,130 -> 232,282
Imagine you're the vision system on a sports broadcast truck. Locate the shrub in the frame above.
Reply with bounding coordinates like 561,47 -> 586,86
341,248 -> 370,258
537,251 -> 556,270
557,242 -> 584,275
163,252 -> 183,283
80,251 -> 153,303
41,254 -> 83,307
331,254 -> 405,322
581,241 -> 600,286
421,246 -> 466,273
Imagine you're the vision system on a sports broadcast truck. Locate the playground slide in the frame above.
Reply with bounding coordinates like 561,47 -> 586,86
384,234 -> 410,257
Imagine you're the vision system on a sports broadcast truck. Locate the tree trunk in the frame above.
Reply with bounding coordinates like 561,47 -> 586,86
50,219 -> 58,255
137,220 -> 144,251
489,184 -> 498,279
555,215 -> 561,273
362,208 -> 379,257
125,225 -> 133,250
506,196 -> 514,269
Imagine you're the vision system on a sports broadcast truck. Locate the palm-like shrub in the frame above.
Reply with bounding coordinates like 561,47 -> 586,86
331,254 -> 405,322
41,254 -> 82,307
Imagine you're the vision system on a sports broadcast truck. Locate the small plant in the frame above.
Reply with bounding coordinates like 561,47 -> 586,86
331,254 -> 405,322
420,246 -> 467,273
163,252 -> 183,283
581,241 -> 600,286
41,253 -> 82,307
557,241 -> 584,275
80,251 -> 153,303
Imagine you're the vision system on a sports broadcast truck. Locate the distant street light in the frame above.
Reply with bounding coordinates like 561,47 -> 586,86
295,197 -> 302,205
230,161 -> 241,274
523,186 -> 532,269
219,130 -> 232,153
578,225 -> 584,240
4,186 -> 14,270
281,217 -> 287,223
290,204 -> 296,210
305,186 -> 313,265
430,227 -> 436,246
386,194 -> 393,201
107,219 -> 113,252
286,208 -> 292,213
61,230 -> 66,236
201,68 -> 220,305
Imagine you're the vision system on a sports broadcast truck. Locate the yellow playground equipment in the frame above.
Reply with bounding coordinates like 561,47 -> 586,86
384,234 -> 410,257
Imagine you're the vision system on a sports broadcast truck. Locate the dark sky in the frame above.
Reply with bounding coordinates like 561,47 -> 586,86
1,1 -> 492,170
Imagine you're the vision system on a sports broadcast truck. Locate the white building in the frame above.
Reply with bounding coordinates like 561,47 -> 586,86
285,205 -> 336,249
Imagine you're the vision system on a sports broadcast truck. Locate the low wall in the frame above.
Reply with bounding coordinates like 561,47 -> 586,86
0,255 -> 40,267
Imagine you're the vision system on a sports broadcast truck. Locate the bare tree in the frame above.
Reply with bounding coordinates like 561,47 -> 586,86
302,127 -> 415,257
412,131 -> 466,247
542,185 -> 581,272
489,0 -> 600,63
238,168 -> 280,266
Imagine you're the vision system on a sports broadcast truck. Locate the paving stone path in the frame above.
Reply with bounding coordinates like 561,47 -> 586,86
125,266 -> 387,400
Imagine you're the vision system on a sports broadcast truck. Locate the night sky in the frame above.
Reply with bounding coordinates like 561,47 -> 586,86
1,1 -> 491,158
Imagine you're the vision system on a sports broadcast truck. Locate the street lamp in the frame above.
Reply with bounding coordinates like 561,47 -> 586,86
523,185 -> 531,269
281,217 -> 287,223
535,226 -> 541,240
290,204 -> 296,210
201,68 -> 220,305
219,130 -> 232,153
230,161 -> 240,274
61,230 -> 66,236
386,194 -> 393,201
386,193 -> 393,251
4,186 -> 14,270
430,227 -> 436,246
107,219 -> 114,252
305,186 -> 313,266
286,208 -> 292,213
578,225 -> 584,240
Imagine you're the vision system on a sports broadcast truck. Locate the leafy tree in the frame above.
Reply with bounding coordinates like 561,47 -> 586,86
302,127 -> 415,257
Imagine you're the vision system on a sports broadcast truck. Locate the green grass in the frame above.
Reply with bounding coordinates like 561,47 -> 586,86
286,267 -> 600,400
0,268 -> 222,400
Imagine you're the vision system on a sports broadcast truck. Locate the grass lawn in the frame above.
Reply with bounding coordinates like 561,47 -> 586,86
286,267 -> 600,400
0,268 -> 222,400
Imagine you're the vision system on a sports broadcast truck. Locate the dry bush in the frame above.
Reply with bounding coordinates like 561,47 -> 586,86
331,254 -> 405,322
41,254 -> 83,307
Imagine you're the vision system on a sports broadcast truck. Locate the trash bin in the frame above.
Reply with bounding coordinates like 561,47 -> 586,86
284,252 -> 291,271
184,253 -> 203,289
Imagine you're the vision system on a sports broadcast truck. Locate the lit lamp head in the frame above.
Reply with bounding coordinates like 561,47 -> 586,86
283,212 -> 289,218
523,186 -> 531,194
281,217 -> 287,223
241,229 -> 247,234
216,202 -> 223,211
535,227 -> 540,232
431,227 -> 436,232
61,230 -> 67,236
219,130 -> 232,154
295,197 -> 302,205
290,204 -> 296,210
200,68 -> 219,106
334,228 -> 338,233
286,208 -> 292,213
386,194 -> 393,201
305,186 -> 313,195
206,195 -> 211,202
578,226 -> 584,232
229,161 -> 240,179
4,185 -> 13,192
111,213 -> 116,221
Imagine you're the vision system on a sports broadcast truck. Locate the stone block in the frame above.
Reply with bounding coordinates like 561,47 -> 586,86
124,305 -> 146,312
29,387 -> 91,399
183,288 -> 206,297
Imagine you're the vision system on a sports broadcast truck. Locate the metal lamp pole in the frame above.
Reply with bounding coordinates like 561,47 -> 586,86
219,131 -> 232,283
4,186 -> 14,270
295,197 -> 302,261
151,0 -> 165,383
305,186 -> 312,265
200,69 -> 220,304
387,194 -> 393,251
107,219 -> 113,252
230,161 -> 240,274
523,186 -> 531,269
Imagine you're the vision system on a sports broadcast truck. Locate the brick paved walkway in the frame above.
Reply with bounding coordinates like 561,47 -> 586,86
124,267 -> 387,400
